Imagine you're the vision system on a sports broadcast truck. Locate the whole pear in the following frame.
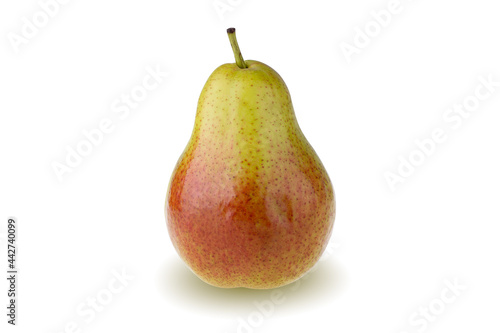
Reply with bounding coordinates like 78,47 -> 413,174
165,28 -> 335,289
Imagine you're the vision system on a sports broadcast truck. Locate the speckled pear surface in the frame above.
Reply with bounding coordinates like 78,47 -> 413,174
165,37 -> 335,289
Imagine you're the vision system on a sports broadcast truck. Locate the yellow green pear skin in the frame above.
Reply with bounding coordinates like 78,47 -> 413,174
166,60 -> 336,289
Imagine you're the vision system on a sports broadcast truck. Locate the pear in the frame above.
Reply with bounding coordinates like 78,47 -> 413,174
165,28 -> 335,289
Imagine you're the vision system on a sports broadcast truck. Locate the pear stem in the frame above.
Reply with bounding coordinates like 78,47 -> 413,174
227,28 -> 248,69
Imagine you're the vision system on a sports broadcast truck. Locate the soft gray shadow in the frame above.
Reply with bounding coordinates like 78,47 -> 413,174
156,257 -> 347,315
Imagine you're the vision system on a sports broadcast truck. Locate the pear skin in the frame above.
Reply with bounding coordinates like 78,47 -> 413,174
165,29 -> 335,289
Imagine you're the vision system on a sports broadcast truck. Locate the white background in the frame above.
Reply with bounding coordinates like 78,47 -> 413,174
1,0 -> 500,332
